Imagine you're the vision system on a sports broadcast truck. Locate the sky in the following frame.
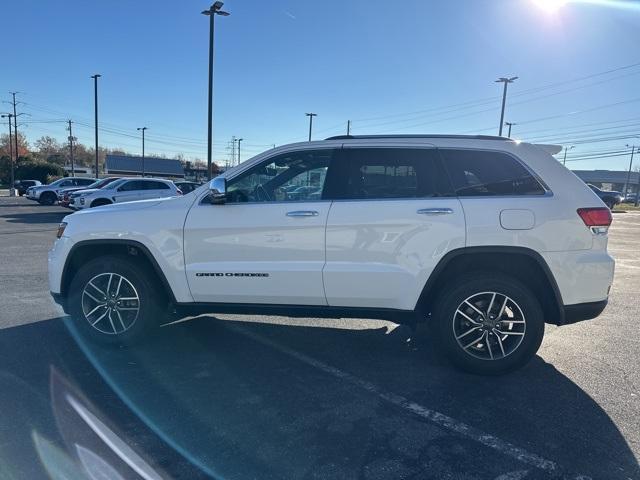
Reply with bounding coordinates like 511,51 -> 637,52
2,0 -> 640,170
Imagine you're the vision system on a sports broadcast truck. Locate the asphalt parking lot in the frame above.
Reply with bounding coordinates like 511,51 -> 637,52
0,196 -> 638,480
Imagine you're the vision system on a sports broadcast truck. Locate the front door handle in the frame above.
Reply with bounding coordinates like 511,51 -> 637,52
417,207 -> 454,215
286,210 -> 319,217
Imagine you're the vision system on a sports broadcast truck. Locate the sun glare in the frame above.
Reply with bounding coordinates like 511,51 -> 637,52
532,0 -> 569,13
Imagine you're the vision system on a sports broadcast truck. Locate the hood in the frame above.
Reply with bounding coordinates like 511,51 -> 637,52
67,196 -> 176,218
71,188 -> 102,196
59,186 -> 86,195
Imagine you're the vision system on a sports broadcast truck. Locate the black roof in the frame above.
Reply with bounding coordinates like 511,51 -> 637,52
324,134 -> 509,141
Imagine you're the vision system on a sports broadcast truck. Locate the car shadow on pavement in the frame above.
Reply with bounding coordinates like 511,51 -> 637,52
0,211 -> 68,224
0,315 -> 638,479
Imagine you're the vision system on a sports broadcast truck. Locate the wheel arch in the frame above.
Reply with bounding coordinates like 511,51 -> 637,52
60,239 -> 177,305
416,246 -> 565,325
90,197 -> 112,208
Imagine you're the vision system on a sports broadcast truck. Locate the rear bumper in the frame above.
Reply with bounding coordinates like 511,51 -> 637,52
562,299 -> 608,325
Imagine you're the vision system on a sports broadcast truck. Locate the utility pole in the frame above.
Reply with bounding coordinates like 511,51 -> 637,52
137,127 -> 148,176
91,74 -> 101,178
237,138 -> 243,165
67,120 -> 75,177
230,135 -> 236,166
562,145 -> 574,166
495,77 -> 518,136
347,120 -> 351,136
505,122 -> 516,137
202,1 -> 230,180
624,144 -> 636,198
1,114 -> 14,196
306,112 -> 317,141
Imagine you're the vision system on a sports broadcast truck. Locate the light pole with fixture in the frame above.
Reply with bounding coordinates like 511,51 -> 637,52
495,76 -> 518,136
306,113 -> 317,141
91,74 -> 101,178
202,1 -> 230,180
137,127 -> 148,176
562,145 -> 574,166
1,113 -> 15,195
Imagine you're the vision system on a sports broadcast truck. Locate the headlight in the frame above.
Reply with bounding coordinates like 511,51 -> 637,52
80,198 -> 85,205
56,222 -> 67,239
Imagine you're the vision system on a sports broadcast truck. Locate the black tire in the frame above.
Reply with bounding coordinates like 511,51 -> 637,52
68,255 -> 166,345
90,198 -> 112,208
39,192 -> 56,205
19,193 -> 24,197
431,273 -> 544,375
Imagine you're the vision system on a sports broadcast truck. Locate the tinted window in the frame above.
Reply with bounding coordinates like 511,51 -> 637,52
227,149 -> 333,203
75,178 -> 95,186
118,180 -> 145,192
440,149 -> 546,196
144,181 -> 170,190
328,148 -> 452,200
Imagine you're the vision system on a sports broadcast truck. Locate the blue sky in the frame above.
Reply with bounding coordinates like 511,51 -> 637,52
2,0 -> 640,169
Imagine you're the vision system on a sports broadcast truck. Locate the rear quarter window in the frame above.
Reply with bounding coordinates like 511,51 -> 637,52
440,149 -> 546,196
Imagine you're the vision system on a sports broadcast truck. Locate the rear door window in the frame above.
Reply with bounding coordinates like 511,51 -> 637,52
439,149 -> 546,196
326,148 -> 453,200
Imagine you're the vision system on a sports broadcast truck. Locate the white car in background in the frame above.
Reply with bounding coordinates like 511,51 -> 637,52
26,177 -> 96,205
69,177 -> 180,210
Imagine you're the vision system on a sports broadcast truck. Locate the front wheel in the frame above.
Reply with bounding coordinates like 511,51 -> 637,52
68,255 -> 166,345
39,192 -> 56,205
432,273 -> 544,375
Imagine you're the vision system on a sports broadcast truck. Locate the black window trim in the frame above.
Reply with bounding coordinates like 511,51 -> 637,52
436,146 -> 553,199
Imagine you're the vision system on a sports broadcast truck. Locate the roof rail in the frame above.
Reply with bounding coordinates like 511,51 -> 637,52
324,134 -> 509,141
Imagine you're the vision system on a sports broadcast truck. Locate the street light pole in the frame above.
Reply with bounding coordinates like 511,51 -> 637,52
306,112 -> 317,141
91,74 -> 101,179
237,137 -> 243,165
624,144 -> 636,198
1,114 -> 14,196
505,122 -> 515,137
67,120 -> 75,177
495,77 -> 518,136
137,127 -> 148,176
202,1 -> 230,180
562,145 -> 574,166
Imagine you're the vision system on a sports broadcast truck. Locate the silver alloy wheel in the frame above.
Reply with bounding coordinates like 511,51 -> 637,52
81,273 -> 140,335
452,291 -> 526,361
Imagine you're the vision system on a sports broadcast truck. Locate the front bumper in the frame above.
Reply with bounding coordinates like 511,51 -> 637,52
562,299 -> 608,325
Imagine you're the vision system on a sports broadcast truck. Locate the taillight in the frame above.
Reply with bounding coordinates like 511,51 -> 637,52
577,207 -> 612,234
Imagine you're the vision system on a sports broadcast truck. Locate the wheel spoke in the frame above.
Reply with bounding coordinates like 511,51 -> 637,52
115,275 -> 123,296
495,330 -> 525,336
107,310 -> 117,334
497,296 -> 509,320
115,310 -> 127,331
83,290 -> 103,304
90,308 -> 109,326
456,309 -> 481,325
118,297 -> 138,302
88,280 -> 105,297
464,300 -> 485,317
456,326 -> 481,340
85,303 -> 107,318
492,329 -> 507,357
106,273 -> 113,297
116,307 -> 139,311
487,293 -> 497,317
463,332 -> 485,350
485,331 -> 494,360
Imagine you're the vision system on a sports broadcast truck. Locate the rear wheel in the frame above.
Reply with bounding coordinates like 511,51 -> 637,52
432,273 -> 544,375
68,255 -> 166,345
39,192 -> 56,205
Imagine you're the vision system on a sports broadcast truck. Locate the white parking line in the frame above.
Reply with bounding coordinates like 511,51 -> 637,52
229,324 -> 591,480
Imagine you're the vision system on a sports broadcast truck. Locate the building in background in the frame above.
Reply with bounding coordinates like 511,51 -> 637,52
104,155 -> 184,178
572,170 -> 640,193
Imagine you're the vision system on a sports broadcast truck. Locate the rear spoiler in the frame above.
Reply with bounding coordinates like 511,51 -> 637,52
534,144 -> 563,155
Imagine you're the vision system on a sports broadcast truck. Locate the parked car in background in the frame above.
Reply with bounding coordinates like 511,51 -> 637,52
50,135 -> 615,375
57,177 -> 121,208
173,180 -> 202,194
15,180 -> 42,196
69,177 -> 180,210
587,184 -> 623,209
622,192 -> 637,204
26,177 -> 96,205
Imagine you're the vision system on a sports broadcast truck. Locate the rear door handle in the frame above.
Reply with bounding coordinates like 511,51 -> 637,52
417,208 -> 454,215
286,210 -> 319,217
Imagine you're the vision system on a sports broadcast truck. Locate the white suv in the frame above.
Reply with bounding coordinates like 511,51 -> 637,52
69,177 -> 179,210
26,177 -> 96,205
48,135 -> 615,374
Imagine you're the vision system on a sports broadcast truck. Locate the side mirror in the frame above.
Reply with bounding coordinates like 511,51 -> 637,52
208,176 -> 227,204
